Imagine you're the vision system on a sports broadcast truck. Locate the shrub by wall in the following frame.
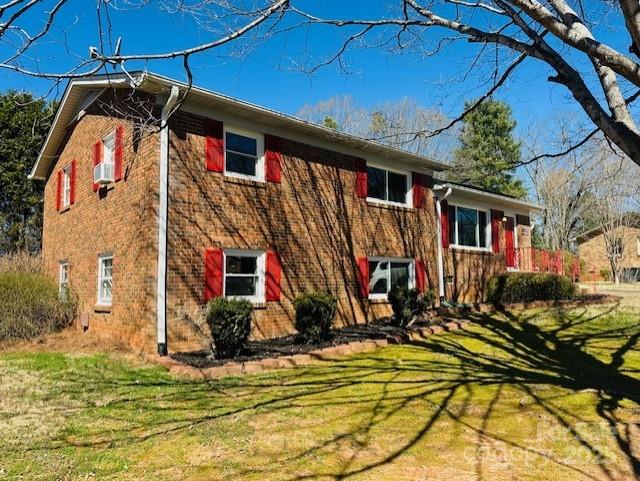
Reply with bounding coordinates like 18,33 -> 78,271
206,297 -> 252,359
388,287 -> 434,327
0,254 -> 76,340
487,272 -> 576,305
293,292 -> 337,343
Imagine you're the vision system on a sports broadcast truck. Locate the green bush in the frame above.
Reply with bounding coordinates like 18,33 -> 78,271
293,292 -> 337,343
206,297 -> 253,359
600,269 -> 612,282
487,272 -> 576,305
0,270 -> 76,340
388,286 -> 434,328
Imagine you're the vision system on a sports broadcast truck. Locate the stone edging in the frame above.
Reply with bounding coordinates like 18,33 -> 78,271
146,320 -> 471,380
440,295 -> 620,316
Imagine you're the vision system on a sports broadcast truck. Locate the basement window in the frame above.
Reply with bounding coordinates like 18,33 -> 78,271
97,254 -> 113,306
224,249 -> 265,302
59,262 -> 69,301
368,257 -> 414,300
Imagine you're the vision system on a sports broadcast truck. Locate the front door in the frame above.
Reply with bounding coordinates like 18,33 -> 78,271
505,216 -> 516,268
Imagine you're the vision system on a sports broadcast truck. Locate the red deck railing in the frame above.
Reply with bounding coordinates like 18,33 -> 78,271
504,247 -> 581,281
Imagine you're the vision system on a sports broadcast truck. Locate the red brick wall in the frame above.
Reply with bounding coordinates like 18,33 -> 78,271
41,97 -> 159,352
164,111 -> 440,351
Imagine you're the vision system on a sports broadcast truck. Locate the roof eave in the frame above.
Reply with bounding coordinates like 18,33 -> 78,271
434,182 -> 544,211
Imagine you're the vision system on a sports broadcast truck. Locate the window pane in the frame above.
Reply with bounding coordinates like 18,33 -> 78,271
368,260 -> 388,294
457,207 -> 478,247
388,172 -> 407,203
226,256 -> 257,275
478,211 -> 487,248
226,132 -> 257,156
226,152 -> 257,177
367,166 -> 386,200
225,276 -> 257,296
390,262 -> 410,290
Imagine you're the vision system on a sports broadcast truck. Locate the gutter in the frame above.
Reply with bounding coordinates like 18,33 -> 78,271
433,185 -> 452,301
156,85 -> 180,356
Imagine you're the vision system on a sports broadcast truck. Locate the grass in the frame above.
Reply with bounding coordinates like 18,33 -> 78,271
2,305 -> 640,480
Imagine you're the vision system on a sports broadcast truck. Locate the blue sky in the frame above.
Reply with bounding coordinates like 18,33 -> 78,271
1,1 -> 625,143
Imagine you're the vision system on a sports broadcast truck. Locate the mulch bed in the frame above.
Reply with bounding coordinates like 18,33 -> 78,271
172,317 -> 436,369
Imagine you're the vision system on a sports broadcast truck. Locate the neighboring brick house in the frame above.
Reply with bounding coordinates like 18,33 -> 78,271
30,72 -> 541,354
576,220 -> 640,282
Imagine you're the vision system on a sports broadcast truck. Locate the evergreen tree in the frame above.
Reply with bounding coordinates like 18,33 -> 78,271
0,92 -> 56,253
448,99 -> 527,198
322,116 -> 339,130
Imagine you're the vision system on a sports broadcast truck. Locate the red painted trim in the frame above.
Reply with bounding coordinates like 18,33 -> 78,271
205,119 -> 224,172
412,172 -> 424,208
266,251 -> 282,301
355,159 -> 367,198
441,199 -> 450,249
204,248 -> 224,301
265,134 -> 282,183
415,259 -> 426,292
114,125 -> 124,181
92,140 -> 102,192
356,257 -> 369,298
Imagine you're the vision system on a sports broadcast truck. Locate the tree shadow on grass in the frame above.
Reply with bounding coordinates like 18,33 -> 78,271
4,305 -> 640,480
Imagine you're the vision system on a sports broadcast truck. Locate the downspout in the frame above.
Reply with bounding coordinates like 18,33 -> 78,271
434,184 -> 452,302
156,86 -> 180,356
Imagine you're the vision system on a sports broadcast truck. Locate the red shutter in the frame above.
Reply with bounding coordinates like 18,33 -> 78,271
92,140 -> 102,192
204,248 -> 224,302
412,172 -> 424,208
356,257 -> 369,298
205,119 -> 224,172
114,124 -> 124,181
355,159 -> 367,198
70,160 -> 77,205
266,251 -> 282,301
56,170 -> 62,211
415,259 -> 426,292
440,199 -> 450,249
491,210 -> 503,253
265,135 -> 282,183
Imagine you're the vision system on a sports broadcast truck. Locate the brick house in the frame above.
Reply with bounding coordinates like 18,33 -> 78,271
576,219 -> 640,282
30,72 -> 542,354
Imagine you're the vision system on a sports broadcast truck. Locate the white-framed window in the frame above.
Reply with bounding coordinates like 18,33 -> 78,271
223,249 -> 266,303
102,131 -> 116,166
224,127 -> 264,180
368,257 -> 415,300
367,164 -> 411,206
62,164 -> 72,208
448,203 -> 490,250
59,262 -> 69,301
97,254 -> 113,306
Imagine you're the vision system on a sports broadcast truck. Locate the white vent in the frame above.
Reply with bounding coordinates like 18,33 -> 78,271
94,162 -> 114,185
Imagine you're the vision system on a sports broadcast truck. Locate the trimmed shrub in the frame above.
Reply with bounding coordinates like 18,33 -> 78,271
487,272 -> 576,305
206,297 -> 252,359
388,286 -> 434,328
600,269 -> 612,282
0,269 -> 76,341
293,292 -> 337,343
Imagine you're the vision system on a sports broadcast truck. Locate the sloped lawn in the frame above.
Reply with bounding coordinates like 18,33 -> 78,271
2,305 -> 640,480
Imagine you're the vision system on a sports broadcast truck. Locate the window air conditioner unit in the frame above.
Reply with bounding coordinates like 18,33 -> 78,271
94,162 -> 114,185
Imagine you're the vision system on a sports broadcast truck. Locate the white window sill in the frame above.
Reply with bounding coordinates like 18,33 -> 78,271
450,245 -> 492,253
223,171 -> 264,183
225,295 -> 266,305
94,304 -> 112,313
366,198 -> 412,210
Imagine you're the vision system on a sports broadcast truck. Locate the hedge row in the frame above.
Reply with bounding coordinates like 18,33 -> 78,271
487,272 -> 576,305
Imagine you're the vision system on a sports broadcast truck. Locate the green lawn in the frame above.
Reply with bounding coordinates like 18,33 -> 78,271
2,305 -> 640,480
